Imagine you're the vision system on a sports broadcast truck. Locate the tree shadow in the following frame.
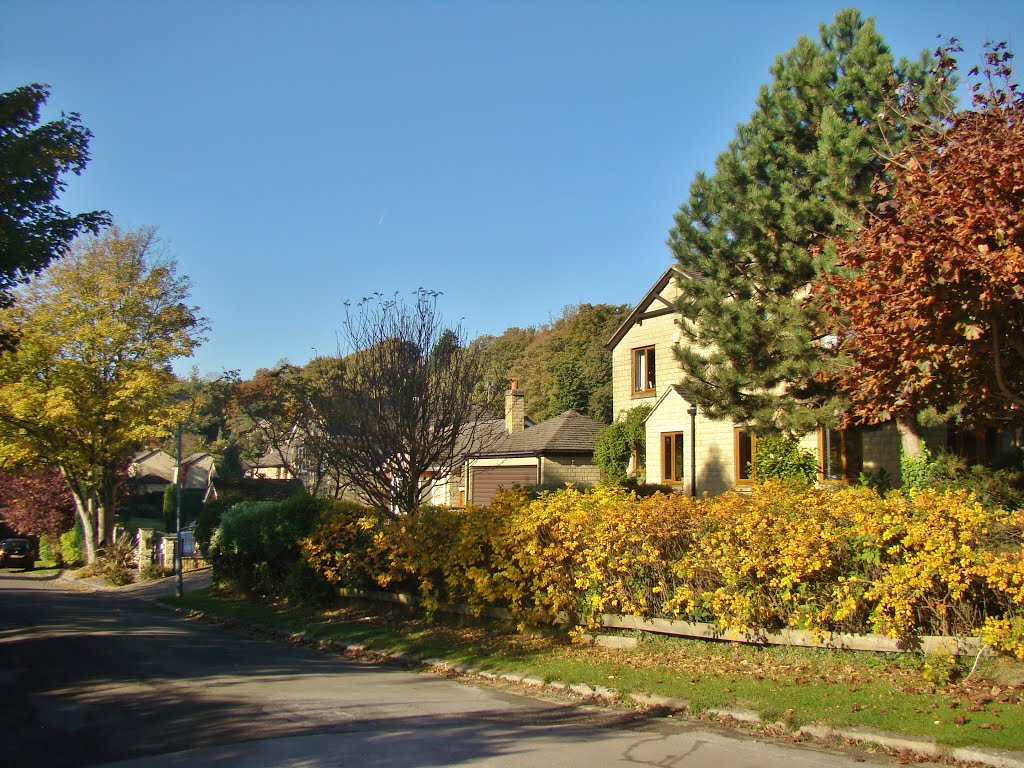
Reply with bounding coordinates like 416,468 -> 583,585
0,583 -> 671,768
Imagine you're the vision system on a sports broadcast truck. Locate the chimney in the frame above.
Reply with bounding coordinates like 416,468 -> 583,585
505,379 -> 525,434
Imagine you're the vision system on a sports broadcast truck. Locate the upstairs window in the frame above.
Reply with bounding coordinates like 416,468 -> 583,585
662,432 -> 685,484
632,346 -> 656,396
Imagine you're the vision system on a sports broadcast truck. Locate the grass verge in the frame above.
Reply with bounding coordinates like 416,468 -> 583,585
166,588 -> 1024,753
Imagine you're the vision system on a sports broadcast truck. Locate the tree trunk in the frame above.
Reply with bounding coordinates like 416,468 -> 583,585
895,410 -> 924,457
70,494 -> 98,565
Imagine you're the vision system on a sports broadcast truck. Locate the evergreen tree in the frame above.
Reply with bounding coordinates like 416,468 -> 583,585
668,9 -> 945,435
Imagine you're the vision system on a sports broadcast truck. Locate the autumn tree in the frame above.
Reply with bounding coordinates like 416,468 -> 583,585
0,84 -> 109,301
816,43 -> 1024,454
0,467 -> 74,538
470,303 -> 630,424
312,290 -> 489,515
0,225 -> 205,563
668,9 -> 947,436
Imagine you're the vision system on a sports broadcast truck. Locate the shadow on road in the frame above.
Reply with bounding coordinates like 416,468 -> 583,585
0,580 -> 676,768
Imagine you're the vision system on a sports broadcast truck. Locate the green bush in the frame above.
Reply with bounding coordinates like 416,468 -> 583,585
901,448 -> 1023,511
195,491 -> 245,555
751,435 -> 818,484
38,533 -> 62,567
208,493 -> 332,600
594,405 -> 651,482
60,519 -> 84,568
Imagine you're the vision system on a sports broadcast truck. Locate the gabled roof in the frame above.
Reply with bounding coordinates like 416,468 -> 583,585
471,410 -> 605,458
605,265 -> 702,351
642,384 -> 697,424
203,477 -> 304,504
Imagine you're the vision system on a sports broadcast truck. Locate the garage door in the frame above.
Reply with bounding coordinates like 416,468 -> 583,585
470,465 -> 538,506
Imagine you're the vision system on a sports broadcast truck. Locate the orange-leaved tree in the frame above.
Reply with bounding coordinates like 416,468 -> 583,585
816,42 -> 1023,455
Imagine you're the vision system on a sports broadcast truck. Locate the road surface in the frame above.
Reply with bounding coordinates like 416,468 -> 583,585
0,569 -> 896,767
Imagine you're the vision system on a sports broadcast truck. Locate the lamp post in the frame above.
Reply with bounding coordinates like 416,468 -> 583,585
688,403 -> 698,498
175,417 -> 184,599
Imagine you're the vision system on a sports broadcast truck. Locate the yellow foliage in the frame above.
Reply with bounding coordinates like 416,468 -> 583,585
301,481 -> 1024,653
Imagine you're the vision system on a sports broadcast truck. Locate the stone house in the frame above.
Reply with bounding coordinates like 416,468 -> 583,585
605,267 -> 952,495
429,381 -> 605,507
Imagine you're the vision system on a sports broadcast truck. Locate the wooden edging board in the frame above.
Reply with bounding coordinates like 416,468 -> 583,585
337,587 -> 982,655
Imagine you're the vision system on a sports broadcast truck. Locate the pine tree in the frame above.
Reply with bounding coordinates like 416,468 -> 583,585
668,9 -> 945,435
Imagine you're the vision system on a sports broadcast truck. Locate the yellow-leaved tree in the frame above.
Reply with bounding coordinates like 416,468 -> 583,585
0,225 -> 206,563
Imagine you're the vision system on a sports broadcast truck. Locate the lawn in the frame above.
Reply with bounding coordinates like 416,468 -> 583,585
167,588 -> 1024,754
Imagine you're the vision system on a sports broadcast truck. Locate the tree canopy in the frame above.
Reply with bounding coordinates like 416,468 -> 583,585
816,42 -> 1024,448
667,9 -> 946,436
470,303 -> 630,424
0,84 -> 109,300
307,290 -> 489,515
0,467 -> 74,539
0,225 -> 206,562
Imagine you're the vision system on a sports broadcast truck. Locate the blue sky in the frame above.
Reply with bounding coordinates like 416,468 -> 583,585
4,1 -> 1022,378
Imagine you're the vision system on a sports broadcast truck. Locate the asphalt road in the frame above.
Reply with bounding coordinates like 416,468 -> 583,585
0,569 -> 896,768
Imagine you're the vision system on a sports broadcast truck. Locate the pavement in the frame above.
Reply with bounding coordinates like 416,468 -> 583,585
46,568 -> 1024,768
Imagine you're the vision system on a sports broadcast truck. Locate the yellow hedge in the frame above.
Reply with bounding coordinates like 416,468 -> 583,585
301,482 -> 1024,657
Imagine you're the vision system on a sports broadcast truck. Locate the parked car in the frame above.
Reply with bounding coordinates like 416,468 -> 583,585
0,539 -> 34,570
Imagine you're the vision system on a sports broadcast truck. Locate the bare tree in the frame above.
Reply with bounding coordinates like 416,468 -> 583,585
313,290 -> 491,516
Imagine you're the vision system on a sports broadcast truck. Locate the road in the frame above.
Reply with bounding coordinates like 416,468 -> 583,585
0,569 -> 896,768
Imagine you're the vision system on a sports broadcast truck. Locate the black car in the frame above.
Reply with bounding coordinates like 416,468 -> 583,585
0,539 -> 34,570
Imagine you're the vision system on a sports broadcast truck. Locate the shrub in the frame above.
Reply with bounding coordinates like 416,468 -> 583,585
209,493 -> 331,600
901,448 -> 1023,511
298,483 -> 1024,654
751,435 -> 818,484
60,518 -> 84,568
38,533 -> 62,567
97,531 -> 136,586
594,405 -> 651,482
302,500 -> 395,591
195,491 -> 245,555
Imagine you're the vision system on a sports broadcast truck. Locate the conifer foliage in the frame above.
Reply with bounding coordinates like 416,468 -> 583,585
667,9 -> 943,435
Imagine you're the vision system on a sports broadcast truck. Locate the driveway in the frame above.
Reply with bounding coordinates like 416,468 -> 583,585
0,570 -> 896,767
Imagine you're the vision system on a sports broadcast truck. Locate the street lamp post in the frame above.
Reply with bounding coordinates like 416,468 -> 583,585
175,418 -> 183,599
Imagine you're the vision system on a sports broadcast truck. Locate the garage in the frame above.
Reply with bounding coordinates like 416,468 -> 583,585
469,464 -> 538,506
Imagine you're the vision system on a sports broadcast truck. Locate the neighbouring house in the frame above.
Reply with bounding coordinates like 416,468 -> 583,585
247,447 -> 296,480
605,267 -> 953,495
127,449 -> 218,493
428,381 -> 605,507
203,476 -> 305,504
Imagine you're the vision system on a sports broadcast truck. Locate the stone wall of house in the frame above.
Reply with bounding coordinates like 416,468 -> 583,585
645,392 -> 739,497
861,421 -> 949,487
540,455 -> 602,487
610,281 -> 683,419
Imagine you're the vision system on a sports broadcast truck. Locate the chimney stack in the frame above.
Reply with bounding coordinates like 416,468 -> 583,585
505,379 -> 525,434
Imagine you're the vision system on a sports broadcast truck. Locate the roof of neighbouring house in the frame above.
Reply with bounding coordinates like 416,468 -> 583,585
470,410 -> 606,458
204,477 -> 304,504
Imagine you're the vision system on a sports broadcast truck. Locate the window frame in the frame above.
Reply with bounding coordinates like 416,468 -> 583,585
818,427 -> 863,483
631,345 -> 656,397
661,431 -> 685,484
734,428 -> 757,485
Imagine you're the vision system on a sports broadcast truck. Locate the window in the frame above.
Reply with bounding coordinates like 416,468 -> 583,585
819,428 -> 863,482
632,346 -> 656,395
735,428 -> 757,484
662,432 -> 684,483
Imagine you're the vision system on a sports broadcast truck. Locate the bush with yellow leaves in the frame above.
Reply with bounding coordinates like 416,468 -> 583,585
300,482 -> 1024,657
